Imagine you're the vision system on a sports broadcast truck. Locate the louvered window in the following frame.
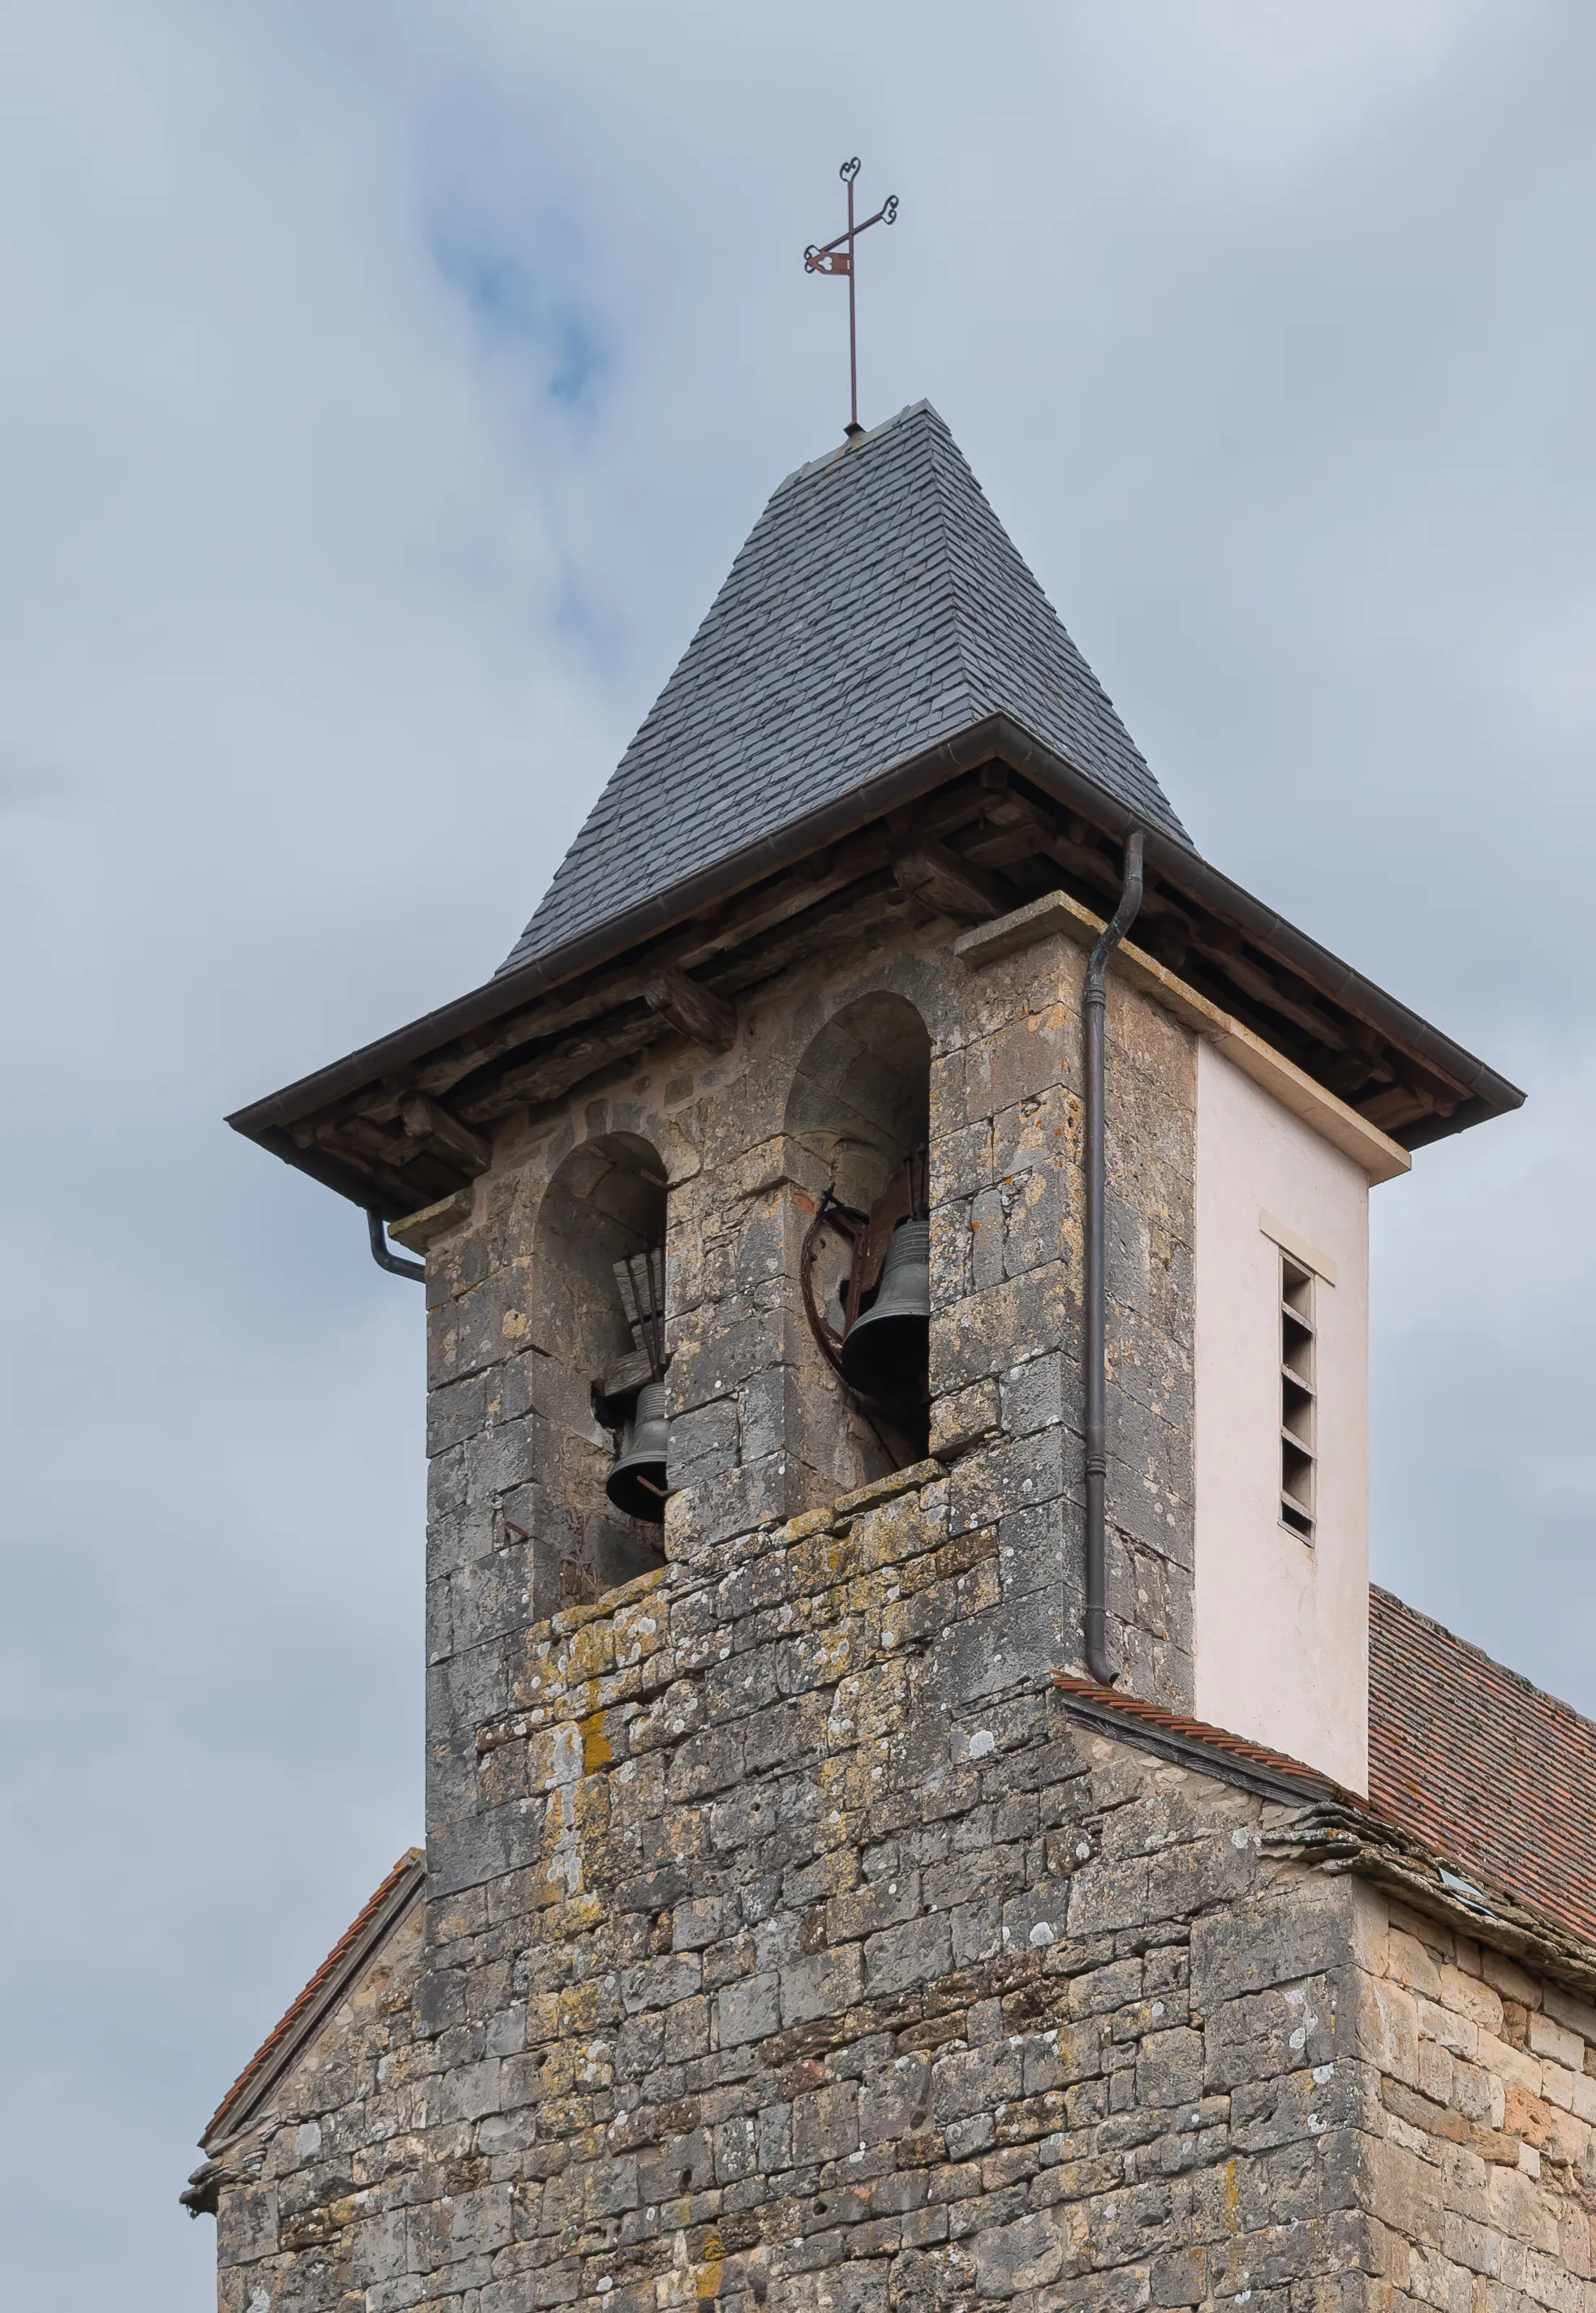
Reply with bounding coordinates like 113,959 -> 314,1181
1280,1253 -> 1316,1540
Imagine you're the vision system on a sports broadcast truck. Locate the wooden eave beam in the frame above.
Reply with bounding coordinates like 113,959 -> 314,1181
641,964 -> 738,1053
321,805 -> 1435,1152
402,1093 -> 493,1174
228,716 -> 1521,1211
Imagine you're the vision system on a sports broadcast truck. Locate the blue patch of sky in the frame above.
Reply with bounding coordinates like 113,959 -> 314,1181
421,218 -> 626,692
428,220 -> 611,414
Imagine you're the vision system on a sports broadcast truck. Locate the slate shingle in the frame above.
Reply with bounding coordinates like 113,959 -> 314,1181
499,400 -> 1186,976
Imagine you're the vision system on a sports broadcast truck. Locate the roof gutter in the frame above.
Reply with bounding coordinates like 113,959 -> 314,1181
227,713 -> 1523,1184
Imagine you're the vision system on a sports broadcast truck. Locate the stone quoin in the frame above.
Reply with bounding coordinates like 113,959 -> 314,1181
192,404 -> 1596,2313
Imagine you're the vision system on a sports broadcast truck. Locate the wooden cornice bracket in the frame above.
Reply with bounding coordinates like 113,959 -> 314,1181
891,836 -> 1004,922
401,1092 -> 493,1173
641,963 -> 738,1054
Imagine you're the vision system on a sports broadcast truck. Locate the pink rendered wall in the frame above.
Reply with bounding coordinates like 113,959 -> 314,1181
1193,1038 -> 1372,1792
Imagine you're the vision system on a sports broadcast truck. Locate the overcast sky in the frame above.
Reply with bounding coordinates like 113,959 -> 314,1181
2,2 -> 1593,2302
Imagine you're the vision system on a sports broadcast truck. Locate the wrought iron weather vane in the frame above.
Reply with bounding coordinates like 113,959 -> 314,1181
804,157 -> 898,440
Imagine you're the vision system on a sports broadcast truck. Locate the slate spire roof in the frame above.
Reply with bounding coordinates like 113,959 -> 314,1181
500,400 -> 1187,977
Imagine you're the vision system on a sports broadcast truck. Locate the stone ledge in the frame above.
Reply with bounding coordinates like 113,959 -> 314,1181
388,1188 -> 477,1253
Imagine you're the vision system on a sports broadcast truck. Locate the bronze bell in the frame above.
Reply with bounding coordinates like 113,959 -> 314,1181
606,1380 -> 669,1523
840,1216 -> 930,1402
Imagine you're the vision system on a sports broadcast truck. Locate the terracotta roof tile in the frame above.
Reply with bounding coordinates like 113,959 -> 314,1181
203,1848 -> 424,2147
1369,1586 -> 1596,1947
1060,1597 -> 1596,1961
1050,1672 -> 1358,1803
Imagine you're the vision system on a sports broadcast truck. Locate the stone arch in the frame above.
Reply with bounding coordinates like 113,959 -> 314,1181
785,989 -> 933,1210
531,1131 -> 669,1599
784,991 -> 932,1490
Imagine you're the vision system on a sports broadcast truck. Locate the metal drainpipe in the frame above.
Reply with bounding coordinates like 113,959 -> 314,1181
368,1208 -> 425,1282
1082,829 -> 1145,1685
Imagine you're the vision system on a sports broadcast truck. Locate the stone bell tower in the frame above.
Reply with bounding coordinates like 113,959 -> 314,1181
194,405 -> 1596,2313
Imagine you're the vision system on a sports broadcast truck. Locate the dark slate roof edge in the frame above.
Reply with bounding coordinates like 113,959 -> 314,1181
771,398 -> 935,496
228,712 -> 1026,1144
228,709 -> 1523,1183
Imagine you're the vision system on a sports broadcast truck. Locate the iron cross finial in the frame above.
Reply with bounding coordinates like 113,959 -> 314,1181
803,157 -> 899,441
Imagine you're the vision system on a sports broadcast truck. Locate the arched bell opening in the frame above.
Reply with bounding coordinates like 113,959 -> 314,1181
785,992 -> 932,1480
531,1132 -> 669,1597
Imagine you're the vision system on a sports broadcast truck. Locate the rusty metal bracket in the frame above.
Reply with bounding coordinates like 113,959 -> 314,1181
800,1188 -> 865,1376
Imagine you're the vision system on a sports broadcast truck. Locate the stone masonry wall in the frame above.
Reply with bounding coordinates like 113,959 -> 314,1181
422,908 -> 1197,1906
207,902 -> 1229,2311
213,1464 -> 1371,2313
204,904 -> 1596,2313
1356,1891 -> 1596,2313
209,1463 -> 1596,2313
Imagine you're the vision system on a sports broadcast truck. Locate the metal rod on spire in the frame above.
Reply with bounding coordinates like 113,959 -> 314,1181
804,158 -> 898,440
845,160 -> 858,437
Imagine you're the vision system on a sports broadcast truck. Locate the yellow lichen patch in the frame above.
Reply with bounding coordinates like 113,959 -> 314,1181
526,1859 -> 573,1912
778,1503 -> 838,1547
501,1307 -> 531,1341
526,1992 -> 563,2043
567,1618 -> 618,1685
786,1526 -> 864,1601
900,1523 -> 996,1599
580,1709 -> 614,1775
542,1892 -> 604,1941
556,1981 -> 611,2037
613,1599 -> 669,1672
787,1620 -> 861,1693
855,1488 -> 947,1575
848,1660 -> 912,1744
1223,2158 -> 1241,2232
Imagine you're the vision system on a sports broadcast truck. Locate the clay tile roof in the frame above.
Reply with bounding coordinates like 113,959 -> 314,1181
1050,1671 -> 1356,1805
201,1848 -> 424,2149
1369,1586 -> 1596,1947
499,399 -> 1186,977
1059,1596 -> 1596,1955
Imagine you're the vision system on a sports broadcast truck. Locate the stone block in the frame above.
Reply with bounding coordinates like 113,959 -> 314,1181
1528,2014 -> 1583,2073
1362,1975 -> 1422,2091
1543,1986 -> 1596,2045
1439,1966 -> 1504,2036
863,1913 -> 953,1995
781,1945 -> 865,2027
716,1973 -> 781,2048
1189,1885 -> 1353,2008
1137,2026 -> 1204,2108
792,2081 -> 861,2164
